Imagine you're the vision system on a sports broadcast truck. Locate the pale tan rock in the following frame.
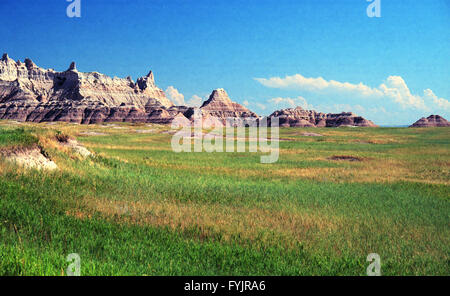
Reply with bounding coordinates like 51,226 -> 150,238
0,54 -> 175,124
5,148 -> 58,170
61,139 -> 92,158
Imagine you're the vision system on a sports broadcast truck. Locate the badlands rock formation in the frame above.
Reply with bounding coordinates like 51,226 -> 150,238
267,107 -> 377,127
409,115 -> 450,127
199,88 -> 259,124
0,53 -> 181,124
0,53 -> 379,127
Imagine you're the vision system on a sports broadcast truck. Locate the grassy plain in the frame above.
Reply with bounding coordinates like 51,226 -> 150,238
0,120 -> 448,275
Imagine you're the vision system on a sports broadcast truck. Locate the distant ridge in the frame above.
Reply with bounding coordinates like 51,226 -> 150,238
409,115 -> 450,127
265,106 -> 378,127
0,53 -> 378,127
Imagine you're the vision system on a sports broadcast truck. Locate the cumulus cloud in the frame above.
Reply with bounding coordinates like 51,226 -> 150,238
187,95 -> 203,107
423,89 -> 450,111
316,104 -> 366,114
240,100 -> 266,111
255,74 -> 449,112
267,96 -> 313,110
165,88 -> 205,107
378,76 -> 428,110
165,86 -> 185,106
255,74 -> 381,96
255,103 -> 266,110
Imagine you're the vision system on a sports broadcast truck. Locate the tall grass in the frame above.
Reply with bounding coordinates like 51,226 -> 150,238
0,122 -> 448,275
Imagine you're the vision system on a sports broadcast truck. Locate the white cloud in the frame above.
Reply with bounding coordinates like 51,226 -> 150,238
379,76 -> 428,110
255,74 -> 449,112
165,88 -> 205,107
314,103 -> 366,114
165,86 -> 185,106
255,103 -> 266,110
268,96 -> 313,110
255,74 -> 381,96
423,89 -> 450,111
240,100 -> 266,111
187,95 -> 203,107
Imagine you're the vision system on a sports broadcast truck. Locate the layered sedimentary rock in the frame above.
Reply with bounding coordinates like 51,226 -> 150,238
0,53 -> 181,124
200,88 -> 259,122
0,54 -> 382,127
409,115 -> 450,127
267,106 -> 377,127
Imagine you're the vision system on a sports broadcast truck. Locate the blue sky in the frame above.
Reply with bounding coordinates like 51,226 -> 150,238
1,0 -> 449,125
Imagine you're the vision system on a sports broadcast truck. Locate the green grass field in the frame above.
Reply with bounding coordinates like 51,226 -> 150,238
0,121 -> 448,275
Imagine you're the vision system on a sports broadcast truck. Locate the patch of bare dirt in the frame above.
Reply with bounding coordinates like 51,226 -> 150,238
59,138 -> 92,158
301,132 -> 323,137
79,131 -> 107,136
329,155 -> 363,162
135,129 -> 157,134
4,147 -> 58,170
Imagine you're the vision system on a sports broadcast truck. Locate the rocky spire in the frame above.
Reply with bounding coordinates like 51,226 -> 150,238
24,58 -> 36,70
136,70 -> 156,91
146,70 -> 154,84
68,62 -> 77,71
1,53 -> 15,64
126,76 -> 135,87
